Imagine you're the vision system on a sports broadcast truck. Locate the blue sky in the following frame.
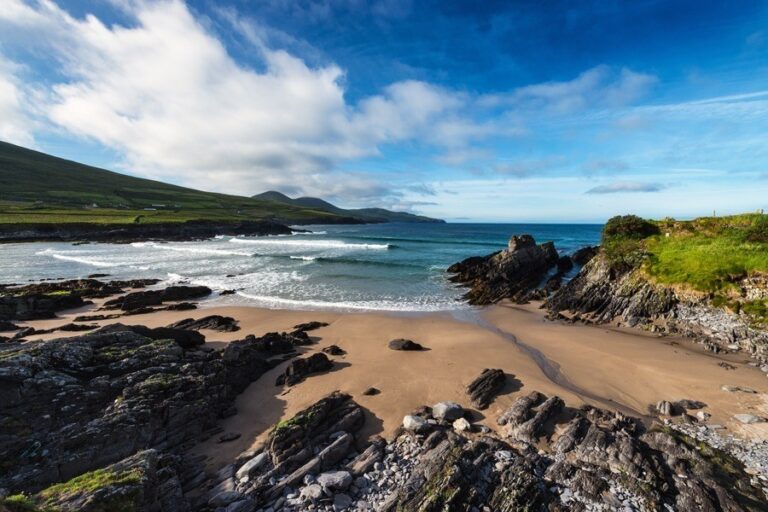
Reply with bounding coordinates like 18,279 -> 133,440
0,0 -> 766,222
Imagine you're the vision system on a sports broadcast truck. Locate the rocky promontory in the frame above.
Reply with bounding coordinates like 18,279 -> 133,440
447,235 -> 563,305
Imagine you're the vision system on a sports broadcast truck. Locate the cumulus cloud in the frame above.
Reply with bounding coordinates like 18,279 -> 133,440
0,55 -> 34,146
586,181 -> 666,194
0,0 -> 471,200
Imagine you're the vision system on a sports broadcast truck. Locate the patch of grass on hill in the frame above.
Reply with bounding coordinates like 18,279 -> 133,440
602,213 -> 768,293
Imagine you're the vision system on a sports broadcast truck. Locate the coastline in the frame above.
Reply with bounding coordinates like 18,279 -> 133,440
19,297 -> 768,470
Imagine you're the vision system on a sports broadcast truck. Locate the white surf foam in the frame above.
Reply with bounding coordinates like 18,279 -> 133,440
234,291 -> 462,312
229,238 -> 391,250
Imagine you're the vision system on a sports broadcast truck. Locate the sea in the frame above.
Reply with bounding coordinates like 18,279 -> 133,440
0,223 -> 602,312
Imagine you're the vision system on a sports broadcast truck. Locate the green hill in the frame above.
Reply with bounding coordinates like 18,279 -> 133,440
252,191 -> 444,223
0,141 -> 440,225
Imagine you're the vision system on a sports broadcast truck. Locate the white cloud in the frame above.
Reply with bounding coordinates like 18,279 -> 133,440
0,54 -> 34,146
0,0 -> 471,200
586,181 -> 666,194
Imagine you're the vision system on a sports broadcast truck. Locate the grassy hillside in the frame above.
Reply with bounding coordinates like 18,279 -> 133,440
252,190 -> 443,223
0,141 -> 365,225
602,213 -> 768,321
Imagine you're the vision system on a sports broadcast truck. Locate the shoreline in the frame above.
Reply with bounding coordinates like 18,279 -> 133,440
17,296 -> 768,471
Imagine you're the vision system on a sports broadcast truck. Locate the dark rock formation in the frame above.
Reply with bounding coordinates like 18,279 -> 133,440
571,245 -> 599,265
0,320 -> 21,331
103,285 -> 211,311
275,353 -> 334,386
375,391 -> 765,511
447,234 -> 560,305
362,387 -> 380,396
0,327 -> 298,494
167,315 -> 240,332
466,368 -> 505,409
0,219 -> 294,243
96,323 -> 205,349
321,345 -> 346,356
388,339 -> 425,351
293,321 -> 329,332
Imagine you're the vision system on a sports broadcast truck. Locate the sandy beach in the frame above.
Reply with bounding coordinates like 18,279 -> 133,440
20,298 -> 768,470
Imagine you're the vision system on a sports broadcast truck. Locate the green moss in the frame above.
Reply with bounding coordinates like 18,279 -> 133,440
0,494 -> 44,512
273,410 -> 316,434
38,468 -> 141,509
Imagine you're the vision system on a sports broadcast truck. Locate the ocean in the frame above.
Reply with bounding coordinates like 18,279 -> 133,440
0,223 -> 602,312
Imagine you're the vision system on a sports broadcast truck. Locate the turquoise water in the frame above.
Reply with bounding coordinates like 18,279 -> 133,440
0,223 -> 601,311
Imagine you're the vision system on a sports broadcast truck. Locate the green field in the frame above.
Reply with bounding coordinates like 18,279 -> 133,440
0,141 -> 431,225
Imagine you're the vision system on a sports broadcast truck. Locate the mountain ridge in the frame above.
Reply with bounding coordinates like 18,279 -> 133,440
252,190 -> 444,223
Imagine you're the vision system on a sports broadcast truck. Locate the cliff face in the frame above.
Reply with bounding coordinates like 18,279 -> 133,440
546,253 -> 768,362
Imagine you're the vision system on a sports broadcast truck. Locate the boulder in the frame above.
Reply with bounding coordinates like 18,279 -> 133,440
571,246 -> 599,265
316,470 -> 352,492
388,338 -> 425,351
403,415 -> 430,433
322,345 -> 346,356
167,315 -> 240,332
466,368 -> 506,409
362,387 -> 380,396
235,453 -> 268,481
432,401 -> 464,422
275,353 -> 333,386
453,418 -> 472,432
293,321 -> 330,332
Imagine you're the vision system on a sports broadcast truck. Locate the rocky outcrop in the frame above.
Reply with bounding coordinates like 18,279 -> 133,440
447,234 -> 560,305
167,315 -> 240,332
0,326 -> 298,494
546,253 -> 768,362
0,278 -> 160,321
103,285 -> 212,311
248,391 -> 765,511
275,353 -> 334,386
0,219 -> 294,243
466,368 -> 505,409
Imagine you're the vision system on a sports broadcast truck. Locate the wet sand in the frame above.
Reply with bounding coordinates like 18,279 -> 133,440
20,299 -> 768,469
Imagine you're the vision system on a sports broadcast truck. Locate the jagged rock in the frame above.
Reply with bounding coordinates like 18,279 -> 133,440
571,245 -> 599,265
447,234 -> 560,305
96,323 -> 205,349
322,344 -> 346,356
497,391 -> 545,425
466,368 -> 506,409
275,353 -> 333,386
0,329 -> 296,493
167,315 -> 240,332
209,490 -> 245,507
431,401 -> 464,422
103,285 -> 211,311
165,302 -> 197,311
57,322 -> 99,332
74,313 -> 121,322
504,395 -> 564,443
226,500 -> 256,512
722,385 -> 757,393
293,321 -> 329,332
388,339 -> 425,351
656,400 -> 674,416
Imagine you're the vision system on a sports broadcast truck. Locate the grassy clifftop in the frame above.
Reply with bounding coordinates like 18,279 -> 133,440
602,213 -> 768,321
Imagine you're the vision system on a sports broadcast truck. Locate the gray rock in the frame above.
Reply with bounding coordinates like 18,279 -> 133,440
317,470 -> 353,492
403,415 -> 429,433
235,452 -> 268,480
226,500 -> 256,512
432,401 -> 464,422
734,414 -> 765,424
333,493 -> 353,510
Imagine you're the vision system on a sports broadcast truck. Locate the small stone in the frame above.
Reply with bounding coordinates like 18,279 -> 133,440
333,493 -> 353,510
362,387 -> 380,396
300,484 -> 323,501
721,385 -> 757,393
696,411 -> 711,422
656,400 -> 673,416
217,432 -> 241,443
317,470 -> 353,492
453,418 -> 471,432
235,453 -> 268,480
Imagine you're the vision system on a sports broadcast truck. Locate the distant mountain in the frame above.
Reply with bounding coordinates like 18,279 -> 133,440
0,141 -> 412,226
252,191 -> 444,223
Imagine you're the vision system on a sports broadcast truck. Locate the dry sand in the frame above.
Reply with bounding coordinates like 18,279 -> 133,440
20,299 -> 768,469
